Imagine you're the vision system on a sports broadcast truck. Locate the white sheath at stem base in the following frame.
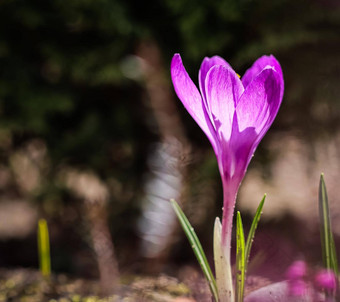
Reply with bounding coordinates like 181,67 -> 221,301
214,217 -> 234,302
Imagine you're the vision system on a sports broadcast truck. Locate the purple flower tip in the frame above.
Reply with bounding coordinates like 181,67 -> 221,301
314,269 -> 337,291
286,260 -> 307,280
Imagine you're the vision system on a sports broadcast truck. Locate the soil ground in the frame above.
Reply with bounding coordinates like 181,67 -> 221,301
0,268 -> 196,302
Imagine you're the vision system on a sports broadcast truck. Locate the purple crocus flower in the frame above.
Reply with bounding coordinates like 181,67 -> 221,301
171,54 -> 284,252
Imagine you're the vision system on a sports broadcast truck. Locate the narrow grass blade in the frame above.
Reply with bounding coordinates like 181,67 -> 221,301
245,194 -> 266,271
319,174 -> 338,275
235,211 -> 246,302
170,199 -> 219,302
330,233 -> 339,276
37,219 -> 51,277
214,217 -> 234,302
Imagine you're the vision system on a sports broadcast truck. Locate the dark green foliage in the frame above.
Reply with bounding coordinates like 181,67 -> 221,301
0,0 -> 152,178
0,0 -> 339,168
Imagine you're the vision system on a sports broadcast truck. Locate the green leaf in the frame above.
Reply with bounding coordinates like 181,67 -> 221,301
330,232 -> 339,276
319,173 -> 338,275
37,219 -> 51,277
170,199 -> 219,302
245,194 -> 266,272
235,211 -> 246,302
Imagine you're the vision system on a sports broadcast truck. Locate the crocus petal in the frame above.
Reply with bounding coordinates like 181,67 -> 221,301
198,56 -> 232,103
245,281 -> 313,302
242,55 -> 283,98
204,65 -> 244,141
199,56 -> 233,130
236,67 -> 282,134
233,67 -> 283,171
219,113 -> 257,182
230,122 -> 257,180
171,54 -> 217,150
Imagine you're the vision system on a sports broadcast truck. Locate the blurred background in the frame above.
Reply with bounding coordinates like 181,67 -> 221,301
0,0 -> 340,289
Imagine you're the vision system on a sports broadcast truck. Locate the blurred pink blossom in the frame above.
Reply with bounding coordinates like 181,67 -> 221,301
286,261 -> 308,297
314,269 -> 337,291
286,260 -> 307,280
